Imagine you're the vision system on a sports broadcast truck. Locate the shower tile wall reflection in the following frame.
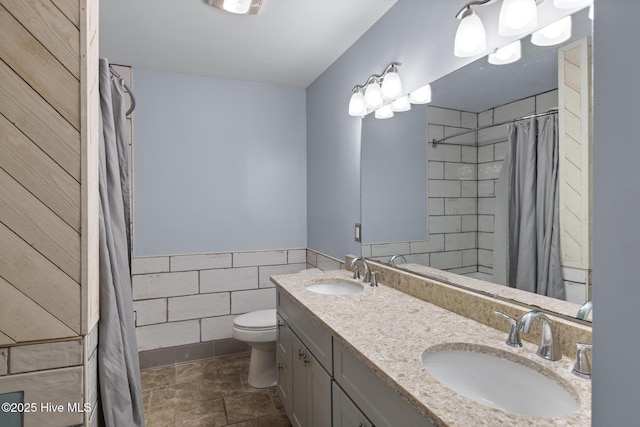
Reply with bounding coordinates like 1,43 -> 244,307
364,93 -> 590,304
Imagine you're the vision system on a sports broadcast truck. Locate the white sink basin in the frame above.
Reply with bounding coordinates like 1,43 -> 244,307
422,346 -> 579,417
305,280 -> 363,295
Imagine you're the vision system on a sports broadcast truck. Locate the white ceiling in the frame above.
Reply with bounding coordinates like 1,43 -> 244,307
100,0 -> 398,88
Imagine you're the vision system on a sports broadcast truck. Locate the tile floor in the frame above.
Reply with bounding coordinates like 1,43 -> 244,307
141,354 -> 291,426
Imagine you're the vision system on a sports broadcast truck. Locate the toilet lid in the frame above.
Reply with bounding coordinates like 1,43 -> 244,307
233,309 -> 276,330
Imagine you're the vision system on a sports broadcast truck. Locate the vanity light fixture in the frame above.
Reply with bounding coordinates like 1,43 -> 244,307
391,95 -> 411,112
531,15 -> 572,46
348,62 -> 404,117
364,77 -> 384,109
554,0 -> 592,9
488,40 -> 522,65
208,0 -> 263,15
375,104 -> 394,119
454,3 -> 488,57
409,84 -> 432,104
381,65 -> 403,99
348,86 -> 367,117
499,0 -> 538,36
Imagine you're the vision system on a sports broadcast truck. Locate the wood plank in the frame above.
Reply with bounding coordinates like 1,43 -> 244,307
0,169 -> 81,282
0,6 -> 80,129
0,60 -> 80,180
0,276 -> 77,341
81,0 -> 100,334
0,330 -> 16,345
0,223 -> 80,333
0,115 -> 81,232
51,0 -> 79,28
1,0 -> 80,78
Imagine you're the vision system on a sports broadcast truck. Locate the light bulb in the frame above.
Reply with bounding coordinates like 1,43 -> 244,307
364,81 -> 383,109
409,84 -> 432,104
375,104 -> 394,119
348,90 -> 367,117
488,40 -> 522,65
222,0 -> 252,14
391,96 -> 411,112
454,10 -> 486,57
554,0 -> 592,9
381,70 -> 403,99
499,0 -> 538,36
531,16 -> 572,46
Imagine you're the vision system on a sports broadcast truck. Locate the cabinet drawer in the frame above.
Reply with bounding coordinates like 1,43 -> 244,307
334,340 -> 436,427
277,288 -> 333,373
332,382 -> 373,427
277,313 -> 293,370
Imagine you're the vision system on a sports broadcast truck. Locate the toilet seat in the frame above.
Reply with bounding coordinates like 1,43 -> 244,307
233,309 -> 276,331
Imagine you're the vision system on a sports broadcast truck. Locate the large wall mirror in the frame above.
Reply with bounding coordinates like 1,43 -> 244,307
361,6 -> 593,323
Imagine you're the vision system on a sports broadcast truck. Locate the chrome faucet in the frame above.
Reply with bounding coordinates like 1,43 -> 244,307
388,254 -> 407,267
518,311 -> 562,361
493,311 -> 522,347
349,257 -> 371,283
576,300 -> 593,320
572,343 -> 592,379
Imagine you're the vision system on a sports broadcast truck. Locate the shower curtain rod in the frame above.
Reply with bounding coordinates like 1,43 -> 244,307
431,109 -> 558,147
108,65 -> 136,116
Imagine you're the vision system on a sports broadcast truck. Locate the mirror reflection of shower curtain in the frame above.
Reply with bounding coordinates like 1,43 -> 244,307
97,59 -> 145,426
502,114 -> 565,299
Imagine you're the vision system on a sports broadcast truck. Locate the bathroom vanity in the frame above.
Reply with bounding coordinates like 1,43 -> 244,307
272,269 -> 591,427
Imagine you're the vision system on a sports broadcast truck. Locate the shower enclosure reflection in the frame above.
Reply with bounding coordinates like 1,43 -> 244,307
360,8 -> 593,320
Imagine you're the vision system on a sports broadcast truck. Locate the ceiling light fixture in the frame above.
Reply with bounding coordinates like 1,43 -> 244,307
488,40 -> 522,65
454,3 -> 489,58
348,62 -> 406,118
499,0 -> 538,36
531,15 -> 572,46
208,0 -> 263,15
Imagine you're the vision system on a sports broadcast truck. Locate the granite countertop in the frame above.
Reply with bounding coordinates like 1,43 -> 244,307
272,270 -> 592,427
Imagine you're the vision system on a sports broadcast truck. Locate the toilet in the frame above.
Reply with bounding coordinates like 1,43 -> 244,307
232,308 -> 277,388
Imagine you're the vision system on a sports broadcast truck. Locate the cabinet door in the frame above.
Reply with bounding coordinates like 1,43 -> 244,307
291,334 -> 308,427
307,351 -> 331,427
277,313 -> 293,370
332,382 -> 373,427
277,354 -> 292,420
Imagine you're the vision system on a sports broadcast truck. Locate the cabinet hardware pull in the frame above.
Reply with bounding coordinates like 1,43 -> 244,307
298,349 -> 305,359
277,363 -> 283,371
303,355 -> 310,367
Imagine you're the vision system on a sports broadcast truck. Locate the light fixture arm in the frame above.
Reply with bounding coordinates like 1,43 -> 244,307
455,0 -> 493,19
352,62 -> 402,95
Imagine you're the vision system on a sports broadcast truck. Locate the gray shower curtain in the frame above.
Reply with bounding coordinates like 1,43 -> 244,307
97,59 -> 145,427
504,114 -> 565,299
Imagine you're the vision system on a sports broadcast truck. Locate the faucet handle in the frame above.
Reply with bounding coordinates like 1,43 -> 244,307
493,311 -> 523,347
572,343 -> 592,379
352,265 -> 360,280
370,271 -> 381,287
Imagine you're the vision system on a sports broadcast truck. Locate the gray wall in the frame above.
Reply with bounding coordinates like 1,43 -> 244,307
306,0 -> 569,259
133,69 -> 307,256
592,1 -> 640,424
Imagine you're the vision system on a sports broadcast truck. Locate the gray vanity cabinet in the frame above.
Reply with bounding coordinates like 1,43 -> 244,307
290,332 -> 332,427
277,290 -> 332,427
333,341 -> 436,427
332,382 -> 373,427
